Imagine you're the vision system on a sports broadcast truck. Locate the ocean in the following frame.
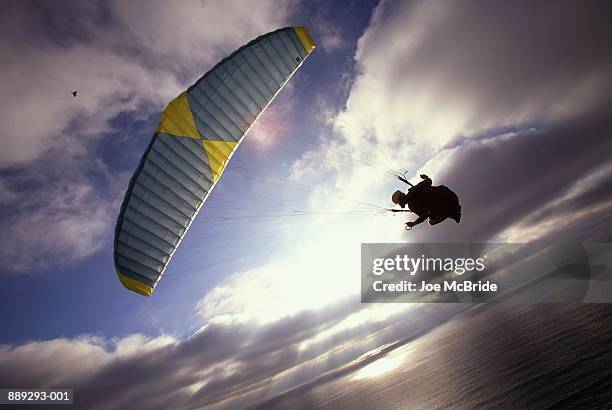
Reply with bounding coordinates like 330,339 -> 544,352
256,304 -> 612,409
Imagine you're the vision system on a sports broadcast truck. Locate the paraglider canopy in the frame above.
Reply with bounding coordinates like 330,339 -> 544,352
113,27 -> 316,296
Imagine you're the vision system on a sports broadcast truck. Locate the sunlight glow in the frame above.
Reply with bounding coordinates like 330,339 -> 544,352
352,353 -> 406,380
196,213 -> 405,325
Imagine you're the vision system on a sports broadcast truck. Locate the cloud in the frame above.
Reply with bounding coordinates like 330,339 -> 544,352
312,12 -> 346,53
189,1 -> 612,405
0,0 -> 297,166
337,0 -> 612,160
323,0 -> 612,243
201,2 -> 612,405
194,0 -> 612,370
408,102 -> 612,243
0,303 -> 461,409
203,0 -> 612,352
3,0 -> 612,407
503,162 -> 612,243
195,217 -> 406,324
0,179 -> 117,272
0,0 -> 295,273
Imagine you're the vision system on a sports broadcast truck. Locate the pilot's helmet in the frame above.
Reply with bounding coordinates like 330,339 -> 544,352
391,190 -> 404,205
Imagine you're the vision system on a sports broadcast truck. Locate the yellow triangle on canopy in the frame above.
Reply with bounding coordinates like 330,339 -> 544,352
155,92 -> 200,139
203,140 -> 238,182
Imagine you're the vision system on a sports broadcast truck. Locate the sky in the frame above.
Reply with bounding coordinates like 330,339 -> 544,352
1,0 -> 611,408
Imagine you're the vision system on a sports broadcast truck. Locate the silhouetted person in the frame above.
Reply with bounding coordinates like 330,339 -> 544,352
71,91 -> 77,97
391,174 -> 461,229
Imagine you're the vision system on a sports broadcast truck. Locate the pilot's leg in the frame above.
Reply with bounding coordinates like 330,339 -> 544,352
428,215 -> 446,225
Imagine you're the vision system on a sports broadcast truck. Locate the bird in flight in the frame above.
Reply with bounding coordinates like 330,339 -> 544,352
71,90 -> 77,97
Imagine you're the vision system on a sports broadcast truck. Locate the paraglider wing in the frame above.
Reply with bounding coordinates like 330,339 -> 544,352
113,27 -> 316,296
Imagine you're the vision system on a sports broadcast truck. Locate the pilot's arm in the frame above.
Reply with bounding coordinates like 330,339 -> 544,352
405,214 -> 428,229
